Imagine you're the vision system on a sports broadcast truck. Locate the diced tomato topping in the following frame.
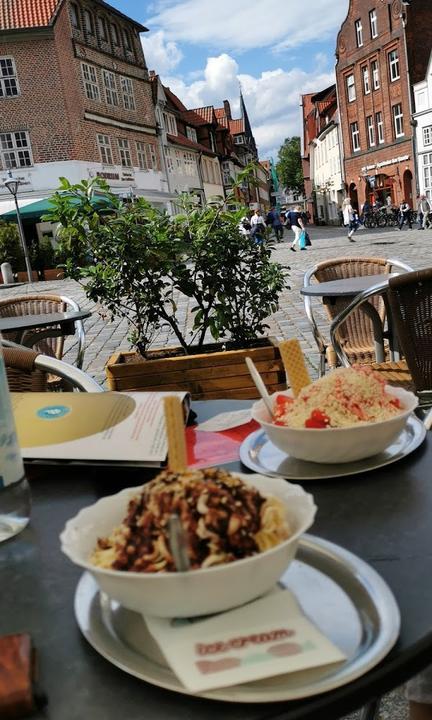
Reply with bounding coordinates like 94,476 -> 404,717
275,394 -> 293,409
305,409 -> 331,429
390,398 -> 401,409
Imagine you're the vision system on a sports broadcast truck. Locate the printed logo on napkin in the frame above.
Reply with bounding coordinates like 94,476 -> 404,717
145,589 -> 346,692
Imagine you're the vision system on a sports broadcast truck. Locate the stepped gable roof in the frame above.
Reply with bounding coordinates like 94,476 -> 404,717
180,110 -> 208,127
167,133 -> 216,156
229,118 -> 245,135
0,0 -> 60,28
164,86 -> 188,112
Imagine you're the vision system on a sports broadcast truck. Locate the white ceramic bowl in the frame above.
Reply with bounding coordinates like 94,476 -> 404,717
60,473 -> 316,618
251,386 -> 418,464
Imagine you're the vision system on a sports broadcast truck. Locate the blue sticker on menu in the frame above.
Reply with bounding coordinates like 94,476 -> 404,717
37,405 -> 70,420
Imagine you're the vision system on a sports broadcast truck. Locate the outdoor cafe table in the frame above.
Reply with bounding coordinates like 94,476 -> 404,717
0,309 -> 91,347
2,398 -> 432,720
301,274 -> 395,364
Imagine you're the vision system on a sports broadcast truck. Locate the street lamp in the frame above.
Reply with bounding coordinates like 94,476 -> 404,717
3,170 -> 33,282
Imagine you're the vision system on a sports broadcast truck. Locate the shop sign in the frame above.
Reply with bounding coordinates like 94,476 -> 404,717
97,171 -> 120,181
361,155 -> 410,172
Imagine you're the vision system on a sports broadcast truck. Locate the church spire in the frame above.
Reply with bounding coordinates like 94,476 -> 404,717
239,90 -> 257,156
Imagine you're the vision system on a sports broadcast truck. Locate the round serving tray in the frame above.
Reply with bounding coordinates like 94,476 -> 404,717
239,414 -> 426,481
74,534 -> 400,703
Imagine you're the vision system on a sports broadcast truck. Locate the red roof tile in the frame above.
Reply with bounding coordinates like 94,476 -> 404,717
215,108 -> 225,119
192,106 -> 216,124
164,86 -> 187,112
0,0 -> 61,29
180,110 -> 208,127
229,118 -> 245,135
167,133 -> 215,156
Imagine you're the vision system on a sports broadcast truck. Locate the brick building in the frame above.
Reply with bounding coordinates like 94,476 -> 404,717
336,0 -> 432,211
0,0 -> 171,230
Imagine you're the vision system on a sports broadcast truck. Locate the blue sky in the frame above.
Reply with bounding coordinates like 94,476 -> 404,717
109,0 -> 349,159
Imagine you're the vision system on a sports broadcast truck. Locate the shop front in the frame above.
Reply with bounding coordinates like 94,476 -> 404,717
346,152 -> 416,211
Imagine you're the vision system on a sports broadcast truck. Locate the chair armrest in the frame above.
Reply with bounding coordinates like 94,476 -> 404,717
34,355 -> 103,393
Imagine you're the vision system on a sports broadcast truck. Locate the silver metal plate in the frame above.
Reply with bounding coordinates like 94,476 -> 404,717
240,415 -> 426,481
74,535 -> 400,703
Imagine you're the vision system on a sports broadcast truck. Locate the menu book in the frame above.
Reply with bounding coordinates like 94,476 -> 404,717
11,391 -> 190,467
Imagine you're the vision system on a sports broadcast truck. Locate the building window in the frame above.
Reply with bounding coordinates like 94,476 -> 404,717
0,131 -> 32,169
186,126 -> 197,143
111,23 -> 120,46
389,50 -> 400,82
362,66 -> 370,95
355,19 -> 363,47
392,103 -> 404,138
81,63 -> 100,101
120,76 -> 135,110
371,60 -> 380,90
351,122 -> 360,152
183,151 -> 197,176
97,134 -> 113,165
376,112 -> 384,144
367,116 -> 375,147
103,70 -> 118,106
164,146 -> 174,173
163,112 -> 177,136
136,141 -> 158,171
70,3 -> 79,28
423,152 -> 432,200
123,29 -> 132,51
222,160 -> 231,185
83,10 -> 94,34
118,138 -> 132,167
0,57 -> 19,98
369,9 -> 378,38
346,74 -> 356,102
98,16 -> 108,41
423,126 -> 432,146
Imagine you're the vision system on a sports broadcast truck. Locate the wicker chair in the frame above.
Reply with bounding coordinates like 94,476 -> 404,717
0,294 -> 86,369
3,346 -> 103,393
303,257 -> 413,375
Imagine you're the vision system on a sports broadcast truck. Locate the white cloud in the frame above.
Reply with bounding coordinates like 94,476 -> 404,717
147,0 -> 348,52
141,30 -> 183,73
160,54 -> 335,160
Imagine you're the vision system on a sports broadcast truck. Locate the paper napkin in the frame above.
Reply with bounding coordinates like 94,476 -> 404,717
145,588 -> 346,692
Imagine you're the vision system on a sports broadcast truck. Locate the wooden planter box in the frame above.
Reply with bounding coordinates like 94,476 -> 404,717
16,270 -> 39,282
42,268 -> 65,281
106,338 -> 287,400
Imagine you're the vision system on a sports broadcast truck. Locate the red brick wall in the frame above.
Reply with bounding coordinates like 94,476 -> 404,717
335,0 -> 420,207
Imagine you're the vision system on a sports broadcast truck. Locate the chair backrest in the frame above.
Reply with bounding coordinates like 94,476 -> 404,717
388,268 -> 432,392
3,345 -> 103,392
0,293 -> 86,368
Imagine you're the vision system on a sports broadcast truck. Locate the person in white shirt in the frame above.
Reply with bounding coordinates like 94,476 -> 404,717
342,198 -> 358,242
417,195 -> 431,230
250,209 -> 266,243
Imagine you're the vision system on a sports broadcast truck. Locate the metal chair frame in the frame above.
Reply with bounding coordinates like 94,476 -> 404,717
303,258 -> 413,376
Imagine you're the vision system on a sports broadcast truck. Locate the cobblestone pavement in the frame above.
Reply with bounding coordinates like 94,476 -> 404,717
2,223 -> 422,717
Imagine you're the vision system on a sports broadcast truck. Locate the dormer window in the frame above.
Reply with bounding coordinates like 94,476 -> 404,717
186,126 -> 197,143
163,112 -> 177,136
234,135 -> 244,144
83,10 -> 94,35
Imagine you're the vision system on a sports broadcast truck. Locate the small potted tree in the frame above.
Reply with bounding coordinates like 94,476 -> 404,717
44,171 -> 289,399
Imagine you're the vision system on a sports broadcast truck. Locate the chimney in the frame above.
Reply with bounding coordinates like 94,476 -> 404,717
223,100 -> 232,120
149,70 -> 156,78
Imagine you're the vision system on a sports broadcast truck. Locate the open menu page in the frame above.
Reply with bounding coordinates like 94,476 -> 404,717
11,391 -> 189,466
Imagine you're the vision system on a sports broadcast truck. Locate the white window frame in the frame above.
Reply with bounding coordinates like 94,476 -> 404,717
118,138 -> 132,167
376,112 -> 384,144
423,153 -> 432,199
136,141 -> 158,171
0,131 -> 33,169
393,103 -> 404,138
362,66 -> 370,95
164,146 -> 174,173
81,62 -> 100,101
351,121 -> 360,152
367,116 -> 375,147
163,112 -> 177,136
369,9 -> 378,39
423,126 -> 432,147
346,74 -> 356,103
120,76 -> 135,110
97,134 -> 113,165
371,60 -> 380,90
389,50 -> 400,82
183,151 -> 197,176
355,19 -> 363,47
0,57 -> 19,98
186,126 -> 197,143
103,70 -> 119,106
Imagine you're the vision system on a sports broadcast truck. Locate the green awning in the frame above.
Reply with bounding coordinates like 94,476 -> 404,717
0,195 -> 114,223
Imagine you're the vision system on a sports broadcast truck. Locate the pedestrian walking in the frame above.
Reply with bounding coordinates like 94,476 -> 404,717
238,214 -> 252,237
286,205 -> 305,252
342,197 -> 358,242
250,208 -> 266,244
417,195 -> 431,230
266,206 -> 284,242
398,200 -> 412,230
